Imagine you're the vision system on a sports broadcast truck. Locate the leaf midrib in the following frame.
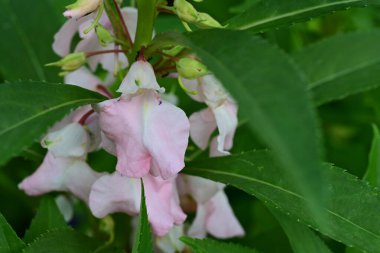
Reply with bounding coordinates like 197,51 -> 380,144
0,98 -> 99,136
308,57 -> 380,88
186,161 -> 380,241
235,0 -> 362,30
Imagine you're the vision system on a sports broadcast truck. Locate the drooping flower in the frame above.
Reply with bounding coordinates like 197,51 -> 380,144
19,122 -> 102,203
97,60 -> 190,179
177,174 -> 244,239
188,190 -> 245,238
184,75 -> 238,154
64,0 -> 102,19
89,172 -> 186,236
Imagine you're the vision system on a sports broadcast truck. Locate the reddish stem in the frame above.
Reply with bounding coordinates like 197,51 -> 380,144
79,109 -> 95,125
113,0 -> 133,47
96,85 -> 114,98
86,49 -> 128,58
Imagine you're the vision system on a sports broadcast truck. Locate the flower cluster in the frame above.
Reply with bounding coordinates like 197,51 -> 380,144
19,1 -> 243,251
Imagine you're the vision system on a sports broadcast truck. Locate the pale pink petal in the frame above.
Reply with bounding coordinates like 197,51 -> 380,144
212,101 -> 238,154
53,19 -> 80,57
41,123 -> 89,158
144,176 -> 186,236
85,113 -> 102,151
209,137 -> 226,158
183,175 -> 224,204
64,67 -> 102,92
181,78 -> 204,103
117,61 -> 164,95
89,173 -> 186,236
189,108 -> 216,150
18,153 -> 101,202
120,7 -> 138,41
99,92 -> 189,179
201,75 -> 229,107
188,204 -> 208,238
98,97 -> 151,178
75,33 -> 104,71
100,131 -> 116,156
205,191 -> 245,238
143,92 -> 190,179
89,173 -> 141,218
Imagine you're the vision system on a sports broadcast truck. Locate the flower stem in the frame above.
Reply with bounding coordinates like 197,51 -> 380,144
133,0 -> 157,55
86,49 -> 128,58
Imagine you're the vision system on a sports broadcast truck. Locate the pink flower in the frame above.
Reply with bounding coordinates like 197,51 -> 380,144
188,191 -> 245,239
183,75 -> 238,154
89,172 -> 186,236
97,61 -> 190,179
18,122 -> 102,203
178,175 -> 244,239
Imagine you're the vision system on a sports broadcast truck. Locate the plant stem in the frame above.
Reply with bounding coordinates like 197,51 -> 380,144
133,0 -> 157,55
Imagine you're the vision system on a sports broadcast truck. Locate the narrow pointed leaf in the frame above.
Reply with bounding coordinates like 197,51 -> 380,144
184,150 -> 380,253
227,0 -> 380,32
0,81 -> 104,166
293,30 -> 380,105
24,197 -> 67,243
0,213 -> 25,253
163,30 -> 325,219
22,228 -> 100,253
181,237 -> 259,253
132,180 -> 153,253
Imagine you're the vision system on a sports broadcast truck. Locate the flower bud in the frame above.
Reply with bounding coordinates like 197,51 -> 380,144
162,45 -> 185,57
196,12 -> 225,29
46,52 -> 86,73
173,0 -> 199,23
64,0 -> 102,19
176,57 -> 208,79
95,24 -> 115,47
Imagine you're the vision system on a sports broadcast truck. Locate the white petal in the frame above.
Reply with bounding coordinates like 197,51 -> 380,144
41,123 -> 90,158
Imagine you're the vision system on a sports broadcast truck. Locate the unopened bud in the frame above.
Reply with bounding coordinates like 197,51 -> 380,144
46,52 -> 86,72
176,57 -> 208,79
196,12 -> 225,29
95,24 -> 115,47
64,0 -> 102,19
173,0 -> 199,23
162,45 -> 185,57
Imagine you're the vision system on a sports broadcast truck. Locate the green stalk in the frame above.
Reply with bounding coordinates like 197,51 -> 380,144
103,0 -> 134,62
133,0 -> 157,55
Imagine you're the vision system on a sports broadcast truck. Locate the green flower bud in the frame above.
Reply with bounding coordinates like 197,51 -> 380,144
95,24 -> 115,47
176,57 -> 208,79
173,0 -> 199,23
46,52 -> 86,72
196,12 -> 225,29
162,45 -> 185,57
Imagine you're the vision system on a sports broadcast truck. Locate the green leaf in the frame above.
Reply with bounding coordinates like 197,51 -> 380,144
169,30 -> 325,218
181,237 -> 259,253
184,150 -> 380,253
24,197 -> 67,243
0,0 -> 71,81
132,180 -> 153,253
0,213 -> 25,253
22,228 -> 100,253
270,208 -> 332,253
293,30 -> 380,105
0,81 -> 104,166
227,0 -> 380,32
